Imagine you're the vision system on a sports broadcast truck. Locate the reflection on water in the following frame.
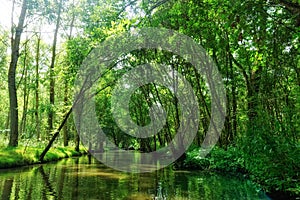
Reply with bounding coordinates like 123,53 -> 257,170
0,156 -> 270,200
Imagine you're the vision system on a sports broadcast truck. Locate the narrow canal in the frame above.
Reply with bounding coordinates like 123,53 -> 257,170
0,156 -> 270,200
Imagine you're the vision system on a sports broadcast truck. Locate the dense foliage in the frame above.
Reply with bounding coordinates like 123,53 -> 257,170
0,0 -> 299,197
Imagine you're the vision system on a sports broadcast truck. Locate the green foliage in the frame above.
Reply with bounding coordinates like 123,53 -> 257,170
242,116 -> 300,194
183,146 -> 245,174
0,0 -> 299,197
183,142 -> 300,196
0,146 -> 85,169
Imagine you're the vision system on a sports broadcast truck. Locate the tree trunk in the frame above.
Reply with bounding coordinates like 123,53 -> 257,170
8,0 -> 27,147
20,39 -> 29,135
63,82 -> 69,147
63,6 -> 76,147
35,34 -> 41,140
74,122 -> 80,152
247,66 -> 262,128
39,108 -> 73,162
40,83 -> 111,160
230,54 -> 237,140
48,0 -> 63,134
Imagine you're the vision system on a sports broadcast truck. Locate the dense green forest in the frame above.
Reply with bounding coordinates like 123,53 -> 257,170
0,0 -> 299,198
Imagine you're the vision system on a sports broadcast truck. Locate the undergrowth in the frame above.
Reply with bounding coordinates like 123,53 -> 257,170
0,146 -> 85,169
181,145 -> 300,198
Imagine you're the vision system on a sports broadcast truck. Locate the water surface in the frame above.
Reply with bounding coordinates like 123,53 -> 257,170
0,156 -> 270,199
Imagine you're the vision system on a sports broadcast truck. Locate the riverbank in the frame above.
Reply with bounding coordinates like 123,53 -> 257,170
0,146 -> 86,169
180,146 -> 300,199
1,145 -> 298,199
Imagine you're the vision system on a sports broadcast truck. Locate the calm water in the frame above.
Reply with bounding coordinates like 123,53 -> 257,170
0,156 -> 270,200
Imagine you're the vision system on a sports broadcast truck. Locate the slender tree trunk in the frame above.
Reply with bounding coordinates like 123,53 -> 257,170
63,83 -> 69,146
48,0 -> 63,135
8,0 -> 27,147
191,65 -> 210,140
35,34 -> 41,140
230,54 -> 237,139
20,74 -> 29,135
20,39 -> 29,135
5,112 -> 10,130
152,83 -> 165,147
74,120 -> 80,152
247,66 -> 262,128
63,7 -> 76,147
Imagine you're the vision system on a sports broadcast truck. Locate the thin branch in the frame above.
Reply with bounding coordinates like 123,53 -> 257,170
148,0 -> 171,14
117,0 -> 139,17
229,52 -> 250,89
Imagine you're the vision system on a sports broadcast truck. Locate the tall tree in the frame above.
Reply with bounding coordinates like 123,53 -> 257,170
48,0 -> 63,134
19,38 -> 30,135
63,0 -> 76,147
8,0 -> 28,147
35,34 -> 41,140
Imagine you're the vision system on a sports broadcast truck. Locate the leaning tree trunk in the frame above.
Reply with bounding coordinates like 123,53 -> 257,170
8,0 -> 27,147
39,83 -> 112,161
39,108 -> 73,162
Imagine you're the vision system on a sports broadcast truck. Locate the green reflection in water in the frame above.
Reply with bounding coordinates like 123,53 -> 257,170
0,156 -> 270,200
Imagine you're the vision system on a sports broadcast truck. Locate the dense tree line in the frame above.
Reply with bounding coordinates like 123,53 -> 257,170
0,0 -> 299,196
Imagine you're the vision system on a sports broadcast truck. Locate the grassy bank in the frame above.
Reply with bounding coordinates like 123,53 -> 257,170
0,146 -> 86,169
181,146 -> 300,199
